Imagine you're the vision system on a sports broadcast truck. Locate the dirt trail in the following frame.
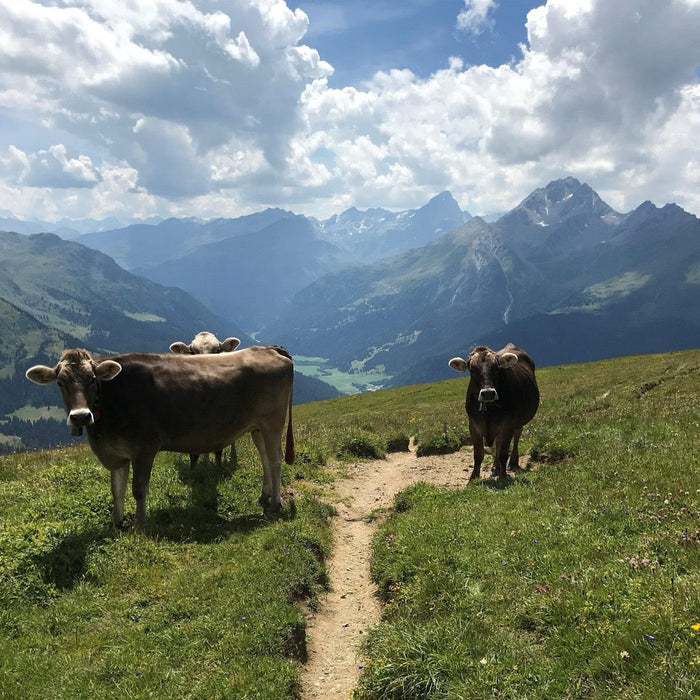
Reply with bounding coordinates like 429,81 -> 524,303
301,445 -> 470,700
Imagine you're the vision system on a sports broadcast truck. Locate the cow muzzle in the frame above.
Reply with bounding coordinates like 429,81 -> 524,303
68,408 -> 94,436
478,388 -> 499,403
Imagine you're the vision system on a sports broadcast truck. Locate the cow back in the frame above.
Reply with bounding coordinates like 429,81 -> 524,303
89,346 -> 293,454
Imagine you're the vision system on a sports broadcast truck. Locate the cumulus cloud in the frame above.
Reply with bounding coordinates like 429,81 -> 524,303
0,0 -> 331,207
291,0 -> 700,216
0,144 -> 101,188
0,0 -> 699,222
457,0 -> 498,35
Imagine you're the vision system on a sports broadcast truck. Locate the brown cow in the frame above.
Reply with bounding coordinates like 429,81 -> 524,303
449,343 -> 539,481
169,331 -> 240,356
26,346 -> 295,527
169,331 -> 242,468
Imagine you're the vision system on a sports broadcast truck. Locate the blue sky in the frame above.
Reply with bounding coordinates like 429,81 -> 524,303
298,0 -> 542,86
0,1 -> 699,224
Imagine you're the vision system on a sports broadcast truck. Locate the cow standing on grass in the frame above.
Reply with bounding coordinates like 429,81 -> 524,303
169,331 -> 241,469
26,346 -> 295,528
449,343 -> 539,481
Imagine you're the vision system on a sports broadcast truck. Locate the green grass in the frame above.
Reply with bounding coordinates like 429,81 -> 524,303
294,354 -> 392,394
0,441 -> 334,699
1,349 -> 699,698
357,350 -> 700,699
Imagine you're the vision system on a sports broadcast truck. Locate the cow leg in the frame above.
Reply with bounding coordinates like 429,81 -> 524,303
493,429 -> 514,479
214,450 -> 223,469
189,453 -> 199,469
251,428 -> 283,513
469,422 -> 484,482
110,461 -> 130,527
508,427 -> 523,470
251,429 -> 273,509
131,450 -> 157,528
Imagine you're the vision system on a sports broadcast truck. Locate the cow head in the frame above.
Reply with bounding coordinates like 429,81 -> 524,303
449,345 -> 518,404
26,349 -> 122,435
169,331 -> 241,355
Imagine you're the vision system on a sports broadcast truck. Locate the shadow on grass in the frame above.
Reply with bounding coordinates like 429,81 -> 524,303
146,497 -> 297,544
34,497 -> 296,592
476,468 -> 534,490
33,524 -> 114,592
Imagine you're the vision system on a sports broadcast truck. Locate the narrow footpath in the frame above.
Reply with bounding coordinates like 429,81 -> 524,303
301,445 -> 469,699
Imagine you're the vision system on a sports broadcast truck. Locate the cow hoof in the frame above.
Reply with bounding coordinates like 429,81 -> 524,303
259,494 -> 282,514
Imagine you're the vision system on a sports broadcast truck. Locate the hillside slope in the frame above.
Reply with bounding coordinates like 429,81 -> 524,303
0,231 -> 338,451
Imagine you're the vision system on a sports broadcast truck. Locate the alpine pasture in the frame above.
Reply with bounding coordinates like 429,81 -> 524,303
1,349 -> 699,698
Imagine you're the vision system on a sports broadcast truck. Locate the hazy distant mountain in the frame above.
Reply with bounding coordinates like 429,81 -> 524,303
0,213 -> 158,240
495,176 -> 625,259
76,192 -> 468,333
138,214 -> 353,330
268,216 -> 546,375
320,191 -> 469,262
80,208 -> 293,270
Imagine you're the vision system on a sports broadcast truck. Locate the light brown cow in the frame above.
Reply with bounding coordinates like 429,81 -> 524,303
169,331 -> 240,356
169,331 -> 242,468
26,346 -> 295,527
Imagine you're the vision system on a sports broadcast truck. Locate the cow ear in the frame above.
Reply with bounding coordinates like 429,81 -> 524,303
449,357 -> 469,372
499,352 -> 518,368
95,360 -> 122,381
220,337 -> 241,352
25,364 -> 58,385
169,342 -> 190,354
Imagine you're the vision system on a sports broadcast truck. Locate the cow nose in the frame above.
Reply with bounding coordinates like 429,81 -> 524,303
478,388 -> 499,403
68,408 -> 94,427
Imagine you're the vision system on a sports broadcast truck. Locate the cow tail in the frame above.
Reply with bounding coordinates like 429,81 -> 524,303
284,391 -> 295,465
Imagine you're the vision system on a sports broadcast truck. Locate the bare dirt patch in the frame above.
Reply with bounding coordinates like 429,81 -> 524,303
301,444 -> 471,699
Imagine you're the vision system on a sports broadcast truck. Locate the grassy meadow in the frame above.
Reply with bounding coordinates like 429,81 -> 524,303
0,349 -> 699,698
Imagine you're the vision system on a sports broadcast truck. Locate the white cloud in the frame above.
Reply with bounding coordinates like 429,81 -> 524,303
457,0 -> 498,36
0,0 -> 331,214
289,0 -> 700,217
0,144 -> 101,188
0,0 -> 699,222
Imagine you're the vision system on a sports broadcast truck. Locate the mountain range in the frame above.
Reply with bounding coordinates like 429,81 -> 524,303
1,176 -> 698,451
261,178 -> 699,387
78,191 -> 468,330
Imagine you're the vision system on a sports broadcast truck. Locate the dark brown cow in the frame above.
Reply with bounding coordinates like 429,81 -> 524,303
169,331 -> 242,468
26,346 -> 295,527
449,343 -> 539,481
